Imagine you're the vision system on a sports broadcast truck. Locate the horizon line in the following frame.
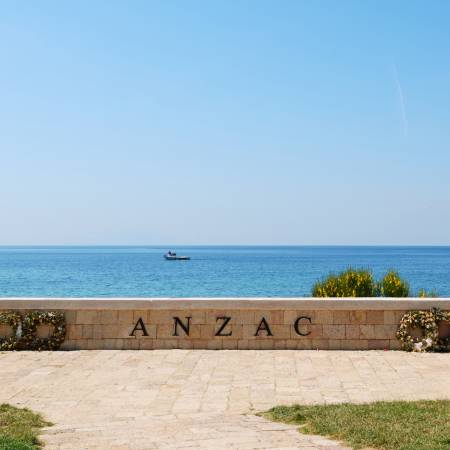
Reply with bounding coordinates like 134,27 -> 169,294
1,244 -> 450,248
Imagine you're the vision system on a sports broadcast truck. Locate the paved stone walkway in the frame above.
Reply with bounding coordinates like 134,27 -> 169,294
1,350 -> 449,449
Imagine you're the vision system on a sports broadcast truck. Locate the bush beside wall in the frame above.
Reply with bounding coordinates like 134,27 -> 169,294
312,268 -> 430,298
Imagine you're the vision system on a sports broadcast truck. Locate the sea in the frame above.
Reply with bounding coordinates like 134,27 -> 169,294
0,246 -> 449,298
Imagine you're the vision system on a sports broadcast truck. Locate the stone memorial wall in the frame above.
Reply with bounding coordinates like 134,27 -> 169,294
0,298 -> 449,350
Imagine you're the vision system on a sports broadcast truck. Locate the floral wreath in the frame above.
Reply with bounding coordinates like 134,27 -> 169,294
396,310 -> 439,352
0,311 -> 65,351
433,309 -> 450,352
0,312 -> 22,351
21,311 -> 66,351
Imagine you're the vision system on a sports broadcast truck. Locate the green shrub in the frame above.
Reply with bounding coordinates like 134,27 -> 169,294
418,289 -> 439,298
312,269 -> 439,298
312,268 -> 377,297
379,271 -> 410,297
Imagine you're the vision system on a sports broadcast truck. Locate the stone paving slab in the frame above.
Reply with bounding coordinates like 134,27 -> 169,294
0,350 -> 449,449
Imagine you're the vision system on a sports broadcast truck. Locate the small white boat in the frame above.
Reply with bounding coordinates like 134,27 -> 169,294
164,251 -> 190,260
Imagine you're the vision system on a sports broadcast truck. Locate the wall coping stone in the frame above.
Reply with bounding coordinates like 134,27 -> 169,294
0,297 -> 449,310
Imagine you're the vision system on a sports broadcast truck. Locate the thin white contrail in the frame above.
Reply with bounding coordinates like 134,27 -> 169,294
393,63 -> 408,137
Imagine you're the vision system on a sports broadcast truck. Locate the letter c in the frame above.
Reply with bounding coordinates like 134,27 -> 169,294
294,316 -> 312,336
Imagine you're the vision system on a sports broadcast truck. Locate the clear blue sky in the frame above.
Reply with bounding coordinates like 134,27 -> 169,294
1,1 -> 449,245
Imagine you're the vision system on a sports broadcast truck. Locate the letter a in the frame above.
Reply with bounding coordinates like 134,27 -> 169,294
129,318 -> 149,337
254,317 -> 273,336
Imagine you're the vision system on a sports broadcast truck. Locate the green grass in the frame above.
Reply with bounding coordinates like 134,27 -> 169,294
262,400 -> 450,450
0,404 -> 51,450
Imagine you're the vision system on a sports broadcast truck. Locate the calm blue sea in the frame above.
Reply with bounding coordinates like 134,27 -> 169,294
0,246 -> 449,297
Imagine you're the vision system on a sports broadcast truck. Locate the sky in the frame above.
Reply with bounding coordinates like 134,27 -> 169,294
1,1 -> 450,245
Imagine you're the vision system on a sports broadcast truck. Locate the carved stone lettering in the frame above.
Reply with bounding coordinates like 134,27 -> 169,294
294,316 -> 312,336
215,316 -> 232,336
254,317 -> 273,336
173,316 -> 191,336
129,318 -> 149,337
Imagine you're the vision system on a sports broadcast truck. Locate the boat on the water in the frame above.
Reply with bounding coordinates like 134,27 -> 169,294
164,251 -> 190,260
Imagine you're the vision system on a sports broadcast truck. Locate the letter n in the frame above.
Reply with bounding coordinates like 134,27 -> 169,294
173,317 -> 191,336
129,318 -> 149,337
254,317 -> 273,336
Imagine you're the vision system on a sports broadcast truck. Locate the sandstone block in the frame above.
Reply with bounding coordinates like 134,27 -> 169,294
374,325 -> 397,340
269,325 -> 290,339
222,339 -> 238,349
76,311 -> 99,325
73,339 -> 87,349
123,339 -> 140,350
259,339 -> 275,349
156,323 -> 200,339
316,311 -> 333,324
359,325 -> 376,339
200,324 -> 215,339
87,339 -> 101,350
349,311 -> 366,324
63,310 -> 77,323
242,322 -> 275,339
247,340 -> 260,349
332,311 -> 350,324
341,339 -> 368,350
235,311 -> 255,324
67,324 -> 83,340
178,339 -> 194,349
103,325 -> 135,339
328,339 -> 342,350
82,325 -> 94,339
100,310 -> 118,324
225,324 -> 243,339
92,325 -> 103,340
103,339 -> 124,350
60,340 -> 76,350
345,325 -> 360,339
254,310 -> 284,324
150,310 -> 205,324
237,339 -> 249,349
384,311 -> 403,324
312,339 -> 329,350
290,323 -> 322,339
368,339 -> 389,350
322,325 -> 345,339
389,339 -> 402,350
205,310 -> 233,324
283,310 -> 316,324
293,339 -> 313,349
208,340 -> 223,349
133,310 -> 150,323
273,340 -> 286,349
365,311 -> 385,324
117,311 -> 134,324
